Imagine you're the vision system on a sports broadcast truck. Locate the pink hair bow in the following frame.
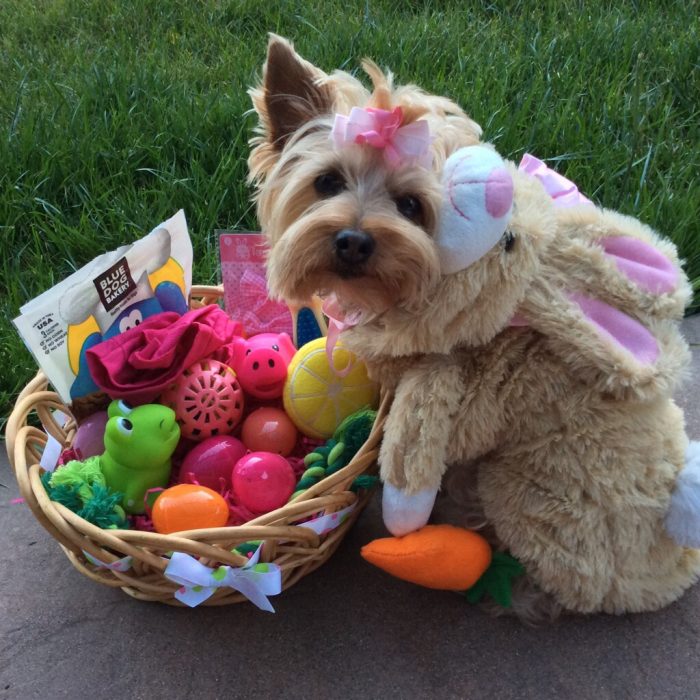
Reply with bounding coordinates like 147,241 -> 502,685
331,106 -> 432,168
518,154 -> 592,207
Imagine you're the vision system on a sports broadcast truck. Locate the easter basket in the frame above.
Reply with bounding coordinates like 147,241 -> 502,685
6,285 -> 387,608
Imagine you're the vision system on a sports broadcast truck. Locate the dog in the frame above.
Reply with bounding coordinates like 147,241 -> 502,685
248,35 -> 700,619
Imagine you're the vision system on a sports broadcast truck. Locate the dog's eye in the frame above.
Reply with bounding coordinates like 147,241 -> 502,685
314,172 -> 345,197
394,195 -> 422,223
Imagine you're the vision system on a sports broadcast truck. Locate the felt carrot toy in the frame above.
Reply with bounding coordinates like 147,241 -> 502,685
361,524 -> 525,605
361,524 -> 492,591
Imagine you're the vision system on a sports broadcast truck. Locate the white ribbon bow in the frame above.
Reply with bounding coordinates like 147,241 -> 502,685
164,544 -> 282,611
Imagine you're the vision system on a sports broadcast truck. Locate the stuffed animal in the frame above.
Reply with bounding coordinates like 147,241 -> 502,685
248,36 -> 700,617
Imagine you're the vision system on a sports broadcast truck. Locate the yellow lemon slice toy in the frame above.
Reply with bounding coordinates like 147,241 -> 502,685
283,337 -> 379,439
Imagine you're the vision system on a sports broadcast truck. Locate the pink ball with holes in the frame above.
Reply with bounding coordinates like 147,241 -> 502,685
161,359 -> 245,441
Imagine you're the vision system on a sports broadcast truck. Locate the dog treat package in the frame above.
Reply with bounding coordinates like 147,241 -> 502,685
13,210 -> 193,403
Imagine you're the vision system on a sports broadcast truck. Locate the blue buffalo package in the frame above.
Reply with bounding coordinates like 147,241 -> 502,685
13,210 -> 192,402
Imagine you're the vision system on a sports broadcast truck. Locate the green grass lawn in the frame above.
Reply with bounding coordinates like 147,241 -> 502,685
1,0 -> 699,425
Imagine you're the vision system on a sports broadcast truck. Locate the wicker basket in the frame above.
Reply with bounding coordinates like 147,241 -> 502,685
5,285 -> 387,607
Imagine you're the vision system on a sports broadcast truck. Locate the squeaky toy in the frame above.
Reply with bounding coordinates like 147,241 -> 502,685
100,400 -> 181,514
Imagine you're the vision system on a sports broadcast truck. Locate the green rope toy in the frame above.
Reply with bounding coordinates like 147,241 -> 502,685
290,408 -> 379,501
41,457 -> 129,529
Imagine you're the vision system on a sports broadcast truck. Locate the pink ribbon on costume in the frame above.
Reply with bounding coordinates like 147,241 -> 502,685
331,106 -> 432,169
510,154 -> 593,328
322,295 -> 363,378
518,154 -> 592,208
238,269 -> 293,336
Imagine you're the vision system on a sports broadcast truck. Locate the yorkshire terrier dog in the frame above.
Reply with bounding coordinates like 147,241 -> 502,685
249,35 -> 700,618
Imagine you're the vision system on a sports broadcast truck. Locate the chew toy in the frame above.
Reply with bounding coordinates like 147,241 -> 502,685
100,400 -> 180,514
361,525 -> 492,590
283,337 -> 378,439
161,359 -> 244,441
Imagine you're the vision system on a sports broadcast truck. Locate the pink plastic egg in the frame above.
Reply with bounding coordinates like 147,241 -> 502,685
241,407 -> 298,456
73,410 -> 109,459
180,435 -> 247,491
232,452 -> 296,514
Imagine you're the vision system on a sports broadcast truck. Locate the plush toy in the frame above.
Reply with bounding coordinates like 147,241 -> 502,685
249,37 -> 700,616
283,337 -> 379,439
361,525 -> 492,590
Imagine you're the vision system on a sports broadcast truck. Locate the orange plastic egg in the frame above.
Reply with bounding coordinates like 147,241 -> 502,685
152,484 -> 229,534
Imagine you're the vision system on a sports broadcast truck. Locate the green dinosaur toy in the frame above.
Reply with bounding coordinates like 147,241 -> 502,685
99,400 -> 181,514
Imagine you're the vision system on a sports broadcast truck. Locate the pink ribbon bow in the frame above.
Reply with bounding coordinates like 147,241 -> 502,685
518,154 -> 592,208
331,106 -> 432,169
238,269 -> 293,336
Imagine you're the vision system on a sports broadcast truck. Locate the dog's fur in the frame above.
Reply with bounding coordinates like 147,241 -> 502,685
249,36 -> 700,617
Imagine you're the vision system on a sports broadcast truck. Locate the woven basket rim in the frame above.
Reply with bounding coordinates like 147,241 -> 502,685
6,284 -> 387,606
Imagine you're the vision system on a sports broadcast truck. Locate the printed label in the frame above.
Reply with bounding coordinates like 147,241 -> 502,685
93,257 -> 136,311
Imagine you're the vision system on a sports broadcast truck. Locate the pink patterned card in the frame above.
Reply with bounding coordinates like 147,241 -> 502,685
219,232 -> 293,337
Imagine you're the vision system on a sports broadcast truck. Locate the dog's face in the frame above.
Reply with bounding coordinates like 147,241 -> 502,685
249,36 -> 554,357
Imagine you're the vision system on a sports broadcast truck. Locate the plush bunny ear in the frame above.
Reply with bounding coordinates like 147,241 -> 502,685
434,145 -> 514,274
517,211 -> 689,397
511,157 -> 691,396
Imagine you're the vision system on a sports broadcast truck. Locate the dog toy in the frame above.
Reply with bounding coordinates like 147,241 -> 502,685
42,458 -> 128,529
241,407 -> 298,456
161,358 -> 245,441
152,484 -> 229,534
288,297 -> 328,348
179,435 -> 247,491
361,525 -> 492,590
292,408 -> 378,499
283,337 -> 378,440
100,400 -> 180,514
232,452 -> 296,513
228,332 -> 296,400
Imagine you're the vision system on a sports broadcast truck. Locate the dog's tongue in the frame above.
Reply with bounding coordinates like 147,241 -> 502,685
322,295 -> 364,377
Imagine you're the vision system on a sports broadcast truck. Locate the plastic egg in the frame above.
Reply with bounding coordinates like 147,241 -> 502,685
152,484 -> 229,534
241,407 -> 298,456
179,435 -> 247,491
232,452 -> 296,514
73,410 -> 109,459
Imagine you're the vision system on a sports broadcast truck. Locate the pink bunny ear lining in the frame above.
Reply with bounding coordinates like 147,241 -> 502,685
599,236 -> 678,295
568,292 -> 659,365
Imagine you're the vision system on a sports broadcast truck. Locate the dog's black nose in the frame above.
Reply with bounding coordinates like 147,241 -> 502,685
333,229 -> 375,265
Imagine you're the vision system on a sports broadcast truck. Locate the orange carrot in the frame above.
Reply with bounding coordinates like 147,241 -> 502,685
361,524 -> 492,591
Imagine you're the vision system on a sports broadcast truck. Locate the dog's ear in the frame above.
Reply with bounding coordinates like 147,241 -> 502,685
251,35 -> 333,150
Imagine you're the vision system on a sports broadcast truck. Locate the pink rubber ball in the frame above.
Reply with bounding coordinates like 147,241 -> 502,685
232,452 -> 296,514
